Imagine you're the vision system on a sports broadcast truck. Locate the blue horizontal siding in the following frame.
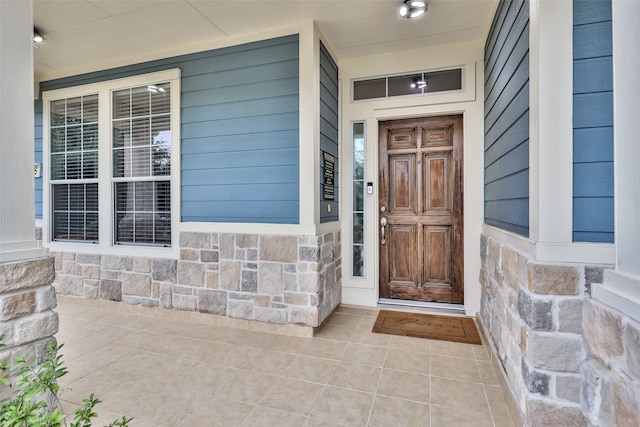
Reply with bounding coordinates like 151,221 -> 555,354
484,0 -> 529,237
573,127 -> 613,163
182,183 -> 298,201
182,165 -> 299,185
485,198 -> 529,236
485,170 -> 529,200
485,52 -> 529,135
573,92 -> 613,128
39,36 -> 298,93
573,197 -> 614,233
34,100 -> 43,220
40,34 -> 300,225
178,36 -> 300,225
320,42 -> 339,223
573,0 -> 613,243
573,57 -> 613,94
572,231 -> 614,243
182,200 -> 298,224
183,147 -> 298,170
485,83 -> 529,153
485,110 -> 529,167
182,112 -> 299,139
181,59 -> 298,92
573,0 -> 611,25
485,0 -> 528,88
182,95 -> 298,123
182,77 -> 298,108
485,141 -> 528,183
573,162 -> 614,197
182,130 -> 298,155
573,21 -> 612,60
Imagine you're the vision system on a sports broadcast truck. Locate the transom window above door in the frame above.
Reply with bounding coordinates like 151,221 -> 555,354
352,67 -> 463,101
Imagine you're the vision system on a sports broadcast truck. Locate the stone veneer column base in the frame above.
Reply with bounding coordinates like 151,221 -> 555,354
479,234 -> 613,427
52,231 -> 342,330
581,299 -> 640,426
0,257 -> 58,402
476,316 -> 526,427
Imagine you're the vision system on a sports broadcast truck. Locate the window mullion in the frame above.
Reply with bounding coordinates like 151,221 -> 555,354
98,88 -> 112,247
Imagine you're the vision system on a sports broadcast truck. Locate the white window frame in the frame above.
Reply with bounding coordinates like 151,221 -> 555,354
42,69 -> 181,258
351,121 -> 366,279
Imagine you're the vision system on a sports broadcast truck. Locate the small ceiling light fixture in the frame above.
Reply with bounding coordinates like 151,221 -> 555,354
33,28 -> 44,44
399,0 -> 428,19
411,78 -> 427,89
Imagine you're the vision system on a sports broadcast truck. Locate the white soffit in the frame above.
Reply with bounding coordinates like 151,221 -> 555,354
33,0 -> 497,80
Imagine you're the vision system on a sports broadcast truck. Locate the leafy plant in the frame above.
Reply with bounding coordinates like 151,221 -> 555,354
0,336 -> 133,427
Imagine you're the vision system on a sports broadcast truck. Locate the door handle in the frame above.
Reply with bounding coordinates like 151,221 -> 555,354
380,217 -> 388,244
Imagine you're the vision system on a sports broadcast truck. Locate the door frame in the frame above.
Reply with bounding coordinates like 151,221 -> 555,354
338,53 -> 485,316
377,114 -> 464,306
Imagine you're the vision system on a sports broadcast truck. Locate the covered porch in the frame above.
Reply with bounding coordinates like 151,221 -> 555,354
55,297 -> 516,426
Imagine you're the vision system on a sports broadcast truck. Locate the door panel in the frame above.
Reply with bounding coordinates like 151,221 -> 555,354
424,153 -> 452,212
422,126 -> 452,147
379,115 -> 463,304
388,128 -> 417,149
389,154 -> 416,214
388,224 -> 416,283
423,226 -> 451,283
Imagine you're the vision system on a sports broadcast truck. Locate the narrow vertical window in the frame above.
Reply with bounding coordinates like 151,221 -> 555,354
50,95 -> 99,241
112,83 -> 171,245
352,122 -> 365,277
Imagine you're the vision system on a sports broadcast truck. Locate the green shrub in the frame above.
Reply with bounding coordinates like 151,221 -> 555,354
0,336 -> 132,427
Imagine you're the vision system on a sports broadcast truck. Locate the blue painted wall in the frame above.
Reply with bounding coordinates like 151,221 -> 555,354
484,0 -> 530,237
40,35 -> 300,224
573,0 -> 613,243
319,42 -> 339,223
35,100 -> 43,220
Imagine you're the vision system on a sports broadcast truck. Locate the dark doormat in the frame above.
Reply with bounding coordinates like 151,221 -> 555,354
372,310 -> 482,344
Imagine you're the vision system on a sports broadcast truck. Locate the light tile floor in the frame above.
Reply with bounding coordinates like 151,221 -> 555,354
55,300 -> 515,426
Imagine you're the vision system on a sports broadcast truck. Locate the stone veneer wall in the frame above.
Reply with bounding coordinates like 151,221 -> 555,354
52,231 -> 341,329
479,234 -> 617,426
0,257 -> 58,401
581,299 -> 640,426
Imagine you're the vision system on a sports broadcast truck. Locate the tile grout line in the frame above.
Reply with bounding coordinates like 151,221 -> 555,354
429,340 -> 433,427
364,343 -> 390,426
298,313 -> 358,426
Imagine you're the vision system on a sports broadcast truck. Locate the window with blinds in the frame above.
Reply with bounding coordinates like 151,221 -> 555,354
44,69 -> 178,250
50,95 -> 99,242
112,83 -> 171,245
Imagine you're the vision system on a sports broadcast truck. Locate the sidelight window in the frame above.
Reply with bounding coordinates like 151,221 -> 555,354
352,122 -> 366,277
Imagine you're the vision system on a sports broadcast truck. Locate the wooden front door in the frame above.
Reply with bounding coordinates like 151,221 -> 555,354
379,115 -> 463,304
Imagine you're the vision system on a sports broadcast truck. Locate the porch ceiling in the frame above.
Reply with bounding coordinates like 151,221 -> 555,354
33,0 -> 497,82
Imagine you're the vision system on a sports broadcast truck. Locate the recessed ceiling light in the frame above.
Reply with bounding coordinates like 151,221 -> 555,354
33,28 -> 44,44
399,0 -> 428,19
